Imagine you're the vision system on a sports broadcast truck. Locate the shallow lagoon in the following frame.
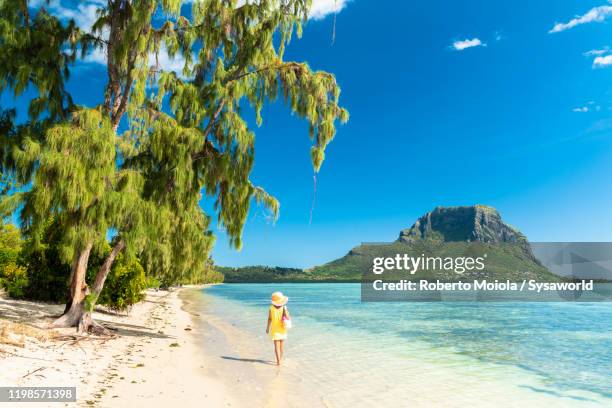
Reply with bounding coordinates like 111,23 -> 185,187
192,283 -> 611,407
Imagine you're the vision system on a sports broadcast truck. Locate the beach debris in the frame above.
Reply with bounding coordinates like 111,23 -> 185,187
21,366 -> 46,378
0,333 -> 24,347
1,321 -> 52,347
52,334 -> 117,343
169,342 -> 180,347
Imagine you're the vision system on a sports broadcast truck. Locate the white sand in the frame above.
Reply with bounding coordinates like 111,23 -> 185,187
0,288 -> 236,407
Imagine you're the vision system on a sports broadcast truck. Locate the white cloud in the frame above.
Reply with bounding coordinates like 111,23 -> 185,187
28,1 -> 185,75
149,45 -> 188,75
33,0 -> 347,74
549,4 -> 612,33
84,46 -> 106,65
573,102 -> 602,112
593,54 -> 612,67
452,38 -> 485,51
57,3 -> 100,31
185,0 -> 348,20
582,47 -> 612,68
584,48 -> 609,56
84,42 -> 188,77
308,0 -> 348,20
30,1 -> 103,30
28,1 -> 115,68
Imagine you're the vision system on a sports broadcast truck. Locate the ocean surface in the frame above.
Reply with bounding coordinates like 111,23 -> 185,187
189,283 -> 612,407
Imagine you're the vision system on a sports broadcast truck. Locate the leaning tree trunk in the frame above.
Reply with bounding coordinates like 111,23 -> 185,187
53,240 -> 127,334
91,240 -> 125,297
62,266 -> 75,314
52,242 -> 94,331
77,240 -> 126,332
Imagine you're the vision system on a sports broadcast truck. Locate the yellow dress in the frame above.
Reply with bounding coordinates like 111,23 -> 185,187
269,305 -> 287,340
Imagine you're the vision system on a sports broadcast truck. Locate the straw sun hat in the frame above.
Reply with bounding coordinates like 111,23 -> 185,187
271,291 -> 289,306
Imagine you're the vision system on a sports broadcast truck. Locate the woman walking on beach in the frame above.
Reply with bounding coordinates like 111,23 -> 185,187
266,292 -> 291,366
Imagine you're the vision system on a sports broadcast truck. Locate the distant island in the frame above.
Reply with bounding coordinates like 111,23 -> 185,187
219,205 -> 563,283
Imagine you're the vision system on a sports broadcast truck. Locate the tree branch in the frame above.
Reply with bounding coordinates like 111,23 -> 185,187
202,100 -> 225,139
111,52 -> 136,130
91,239 -> 126,297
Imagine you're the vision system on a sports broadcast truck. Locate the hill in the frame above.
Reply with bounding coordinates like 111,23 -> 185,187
218,266 -> 314,283
219,205 -> 563,283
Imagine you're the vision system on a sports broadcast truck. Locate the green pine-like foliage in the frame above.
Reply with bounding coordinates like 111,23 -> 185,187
0,223 -> 27,297
0,1 -> 347,312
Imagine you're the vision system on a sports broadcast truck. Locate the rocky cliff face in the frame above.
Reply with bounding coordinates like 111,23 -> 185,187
398,205 -> 528,245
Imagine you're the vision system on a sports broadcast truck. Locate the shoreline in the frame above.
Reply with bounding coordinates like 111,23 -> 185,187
0,287 -> 236,407
185,284 -> 610,408
179,286 -> 319,407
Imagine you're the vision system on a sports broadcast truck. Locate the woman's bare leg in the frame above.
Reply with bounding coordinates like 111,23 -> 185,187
274,340 -> 281,365
279,340 -> 284,361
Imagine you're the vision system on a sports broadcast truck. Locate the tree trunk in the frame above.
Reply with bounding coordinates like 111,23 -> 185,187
53,240 -> 127,334
63,266 -> 75,314
77,240 -> 126,334
52,242 -> 93,331
91,239 -> 126,298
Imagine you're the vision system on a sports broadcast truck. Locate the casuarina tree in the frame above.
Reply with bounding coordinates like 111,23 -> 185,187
0,0 -> 348,332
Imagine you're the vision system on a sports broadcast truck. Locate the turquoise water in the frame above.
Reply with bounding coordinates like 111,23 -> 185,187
202,283 -> 612,404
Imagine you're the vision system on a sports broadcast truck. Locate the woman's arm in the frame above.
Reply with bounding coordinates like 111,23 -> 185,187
266,309 -> 271,334
284,307 -> 291,320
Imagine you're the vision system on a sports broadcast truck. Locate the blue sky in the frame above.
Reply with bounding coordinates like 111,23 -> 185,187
5,0 -> 612,268
213,0 -> 612,268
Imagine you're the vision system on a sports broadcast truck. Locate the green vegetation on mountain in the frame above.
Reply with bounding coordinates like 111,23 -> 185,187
219,266 -> 311,282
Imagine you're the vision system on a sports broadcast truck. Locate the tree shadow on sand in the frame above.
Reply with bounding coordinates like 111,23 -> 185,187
94,320 -> 174,339
0,298 -> 63,324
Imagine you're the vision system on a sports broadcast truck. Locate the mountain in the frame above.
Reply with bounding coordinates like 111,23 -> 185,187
398,205 -> 528,245
219,205 -> 563,283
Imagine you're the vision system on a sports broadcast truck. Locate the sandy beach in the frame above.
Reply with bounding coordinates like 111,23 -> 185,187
0,287 -> 236,408
2,285 -> 609,408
